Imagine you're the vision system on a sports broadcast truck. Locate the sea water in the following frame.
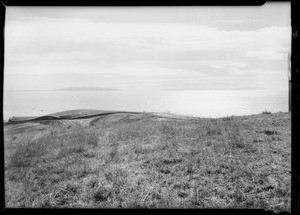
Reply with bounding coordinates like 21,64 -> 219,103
3,89 -> 288,121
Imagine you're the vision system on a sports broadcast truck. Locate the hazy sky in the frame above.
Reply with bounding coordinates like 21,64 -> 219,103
4,3 -> 291,91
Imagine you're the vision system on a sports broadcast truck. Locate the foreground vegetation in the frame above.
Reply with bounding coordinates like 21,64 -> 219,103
4,111 -> 291,212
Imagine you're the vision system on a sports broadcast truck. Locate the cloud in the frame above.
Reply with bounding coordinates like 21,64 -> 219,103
220,19 -> 258,24
4,11 -> 291,91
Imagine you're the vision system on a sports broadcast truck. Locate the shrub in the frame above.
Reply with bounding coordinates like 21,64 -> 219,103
262,110 -> 272,114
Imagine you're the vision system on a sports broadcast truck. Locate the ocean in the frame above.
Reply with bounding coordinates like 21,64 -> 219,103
3,89 -> 288,121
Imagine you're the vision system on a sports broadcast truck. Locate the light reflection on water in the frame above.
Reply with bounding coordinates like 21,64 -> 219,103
3,89 -> 288,120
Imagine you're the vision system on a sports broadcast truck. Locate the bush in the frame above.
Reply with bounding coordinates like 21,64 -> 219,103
262,110 -> 272,114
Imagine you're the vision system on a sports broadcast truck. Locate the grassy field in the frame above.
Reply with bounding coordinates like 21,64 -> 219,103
3,111 -> 291,212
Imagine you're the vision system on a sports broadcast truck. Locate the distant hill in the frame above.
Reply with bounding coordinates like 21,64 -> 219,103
53,87 -> 124,91
5,87 -> 124,92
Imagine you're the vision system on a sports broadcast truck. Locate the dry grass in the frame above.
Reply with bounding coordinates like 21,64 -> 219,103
4,112 -> 291,212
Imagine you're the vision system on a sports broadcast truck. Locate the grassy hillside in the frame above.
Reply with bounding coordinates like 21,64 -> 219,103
4,111 -> 291,212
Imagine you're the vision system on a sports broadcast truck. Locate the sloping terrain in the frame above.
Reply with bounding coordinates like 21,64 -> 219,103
4,110 -> 291,212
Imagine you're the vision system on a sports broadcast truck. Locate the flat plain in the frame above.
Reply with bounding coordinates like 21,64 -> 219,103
4,110 -> 291,212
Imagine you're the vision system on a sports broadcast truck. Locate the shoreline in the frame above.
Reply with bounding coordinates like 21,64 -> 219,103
4,109 -> 290,125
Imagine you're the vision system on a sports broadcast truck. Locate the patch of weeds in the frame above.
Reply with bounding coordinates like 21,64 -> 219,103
132,144 -> 147,154
206,127 -> 222,136
85,129 -> 99,146
94,187 -> 111,203
49,174 -> 64,183
108,142 -> 119,162
253,138 -> 263,143
186,162 -> 194,174
178,191 -> 189,198
162,158 -> 182,165
205,141 -> 212,146
255,196 -> 270,209
72,144 -> 85,153
242,143 -> 258,153
38,195 -> 52,208
57,143 -> 85,159
76,162 -> 90,178
83,151 -> 96,158
271,136 -> 282,141
264,130 -> 278,135
66,182 -> 79,194
227,124 -> 245,149
7,168 -> 28,182
88,177 -> 99,188
53,188 -> 70,207
159,121 -> 178,138
222,116 -> 234,121
231,190 -> 246,207
191,189 -> 209,207
7,172 -> 19,182
56,146 -> 70,159
106,122 -> 157,143
10,138 -> 47,167
158,166 -> 171,174
103,166 -> 129,203
22,168 -> 39,207
274,186 -> 290,198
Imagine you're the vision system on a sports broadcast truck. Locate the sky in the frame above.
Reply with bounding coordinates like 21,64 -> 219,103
4,3 -> 291,91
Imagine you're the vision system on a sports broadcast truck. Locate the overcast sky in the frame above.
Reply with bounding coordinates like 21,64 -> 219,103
4,3 -> 291,91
